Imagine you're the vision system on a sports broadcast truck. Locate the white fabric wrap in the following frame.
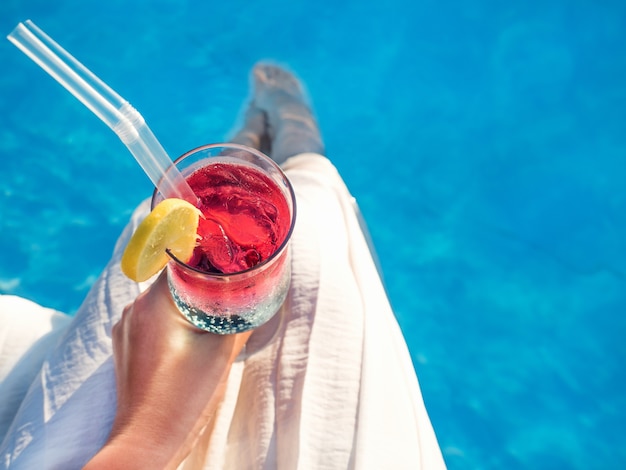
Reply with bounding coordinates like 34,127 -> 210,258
0,153 -> 445,469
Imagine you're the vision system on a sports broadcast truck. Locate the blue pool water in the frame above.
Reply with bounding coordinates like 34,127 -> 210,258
1,1 -> 625,468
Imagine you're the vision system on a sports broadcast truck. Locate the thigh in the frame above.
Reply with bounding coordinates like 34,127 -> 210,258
0,295 -> 70,382
0,295 -> 71,439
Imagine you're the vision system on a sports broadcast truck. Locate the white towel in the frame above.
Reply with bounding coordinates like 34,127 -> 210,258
0,154 -> 445,469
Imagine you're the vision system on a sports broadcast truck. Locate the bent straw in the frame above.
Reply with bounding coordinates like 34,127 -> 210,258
7,20 -> 197,203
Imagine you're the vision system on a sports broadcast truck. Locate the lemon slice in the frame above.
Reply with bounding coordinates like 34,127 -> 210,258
121,198 -> 202,282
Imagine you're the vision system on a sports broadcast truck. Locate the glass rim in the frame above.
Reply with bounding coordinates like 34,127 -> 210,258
152,143 -> 297,278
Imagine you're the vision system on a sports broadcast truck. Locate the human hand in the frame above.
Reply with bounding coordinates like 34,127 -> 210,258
85,271 -> 249,469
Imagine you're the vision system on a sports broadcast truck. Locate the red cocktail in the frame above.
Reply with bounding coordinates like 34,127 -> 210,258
152,144 -> 296,334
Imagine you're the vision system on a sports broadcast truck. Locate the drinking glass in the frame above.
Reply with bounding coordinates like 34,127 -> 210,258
152,143 -> 296,335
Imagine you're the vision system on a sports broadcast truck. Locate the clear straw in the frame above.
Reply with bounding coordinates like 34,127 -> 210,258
7,20 -> 197,203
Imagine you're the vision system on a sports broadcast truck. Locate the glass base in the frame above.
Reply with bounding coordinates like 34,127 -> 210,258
169,277 -> 288,335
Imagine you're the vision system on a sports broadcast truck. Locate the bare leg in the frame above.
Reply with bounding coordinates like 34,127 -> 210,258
252,63 -> 324,165
229,106 -> 271,155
